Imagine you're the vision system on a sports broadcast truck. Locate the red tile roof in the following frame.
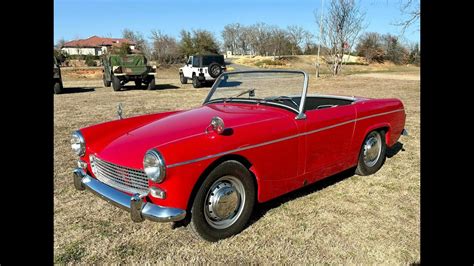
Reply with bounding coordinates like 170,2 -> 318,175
62,36 -> 136,48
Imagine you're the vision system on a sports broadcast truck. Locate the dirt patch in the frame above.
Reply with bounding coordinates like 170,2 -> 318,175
54,68 -> 420,264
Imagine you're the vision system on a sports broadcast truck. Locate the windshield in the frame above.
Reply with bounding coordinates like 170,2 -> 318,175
202,55 -> 224,66
204,71 -> 307,113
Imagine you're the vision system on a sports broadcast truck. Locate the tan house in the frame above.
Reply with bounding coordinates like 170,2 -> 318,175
61,36 -> 136,56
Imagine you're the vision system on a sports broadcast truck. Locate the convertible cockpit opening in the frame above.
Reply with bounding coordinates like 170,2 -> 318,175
292,96 -> 354,111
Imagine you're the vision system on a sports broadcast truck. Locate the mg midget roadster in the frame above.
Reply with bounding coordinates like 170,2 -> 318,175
72,70 -> 407,241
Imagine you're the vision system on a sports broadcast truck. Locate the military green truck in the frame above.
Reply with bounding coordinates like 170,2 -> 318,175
102,54 -> 157,91
53,56 -> 63,94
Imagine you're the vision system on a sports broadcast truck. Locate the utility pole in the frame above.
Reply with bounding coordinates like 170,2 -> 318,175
316,0 -> 324,78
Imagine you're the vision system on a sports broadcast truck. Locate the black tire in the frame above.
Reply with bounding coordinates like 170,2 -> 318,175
208,62 -> 222,78
135,79 -> 142,88
103,75 -> 111,87
147,78 -> 156,90
112,75 -> 121,91
192,74 -> 201,88
189,160 -> 256,242
355,130 -> 387,176
180,73 -> 188,84
53,81 -> 63,94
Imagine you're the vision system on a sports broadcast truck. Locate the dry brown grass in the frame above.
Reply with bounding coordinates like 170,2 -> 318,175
54,65 -> 420,264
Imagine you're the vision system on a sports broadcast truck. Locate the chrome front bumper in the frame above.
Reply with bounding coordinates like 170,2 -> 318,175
73,168 -> 186,223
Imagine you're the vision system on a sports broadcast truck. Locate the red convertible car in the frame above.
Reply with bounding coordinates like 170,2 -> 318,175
72,70 -> 407,241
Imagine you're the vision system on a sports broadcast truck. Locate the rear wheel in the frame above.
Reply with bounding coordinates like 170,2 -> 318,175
180,73 -> 188,84
189,160 -> 255,242
192,74 -> 201,88
355,130 -> 387,175
135,79 -> 142,88
147,77 -> 156,90
53,81 -> 63,94
112,75 -> 121,91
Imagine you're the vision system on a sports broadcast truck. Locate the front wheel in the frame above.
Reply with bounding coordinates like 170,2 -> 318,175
192,75 -> 201,88
112,75 -> 121,91
189,160 -> 256,242
180,73 -> 188,84
103,75 -> 111,87
147,77 -> 156,90
355,130 -> 387,175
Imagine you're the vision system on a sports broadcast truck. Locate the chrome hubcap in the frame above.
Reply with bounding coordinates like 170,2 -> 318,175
204,176 -> 245,229
363,132 -> 382,167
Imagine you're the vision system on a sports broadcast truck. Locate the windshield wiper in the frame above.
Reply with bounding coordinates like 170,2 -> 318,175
224,88 -> 256,103
265,96 -> 299,109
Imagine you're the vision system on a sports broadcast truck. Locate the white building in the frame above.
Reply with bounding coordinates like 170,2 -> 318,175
61,36 -> 136,56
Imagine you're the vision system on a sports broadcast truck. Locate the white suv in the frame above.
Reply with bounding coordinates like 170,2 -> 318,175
179,55 -> 226,88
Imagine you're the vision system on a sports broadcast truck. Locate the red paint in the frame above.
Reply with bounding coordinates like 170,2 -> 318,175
78,97 -> 406,210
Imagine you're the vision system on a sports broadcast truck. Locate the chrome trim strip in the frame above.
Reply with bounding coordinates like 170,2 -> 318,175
73,168 -> 186,222
167,108 -> 404,169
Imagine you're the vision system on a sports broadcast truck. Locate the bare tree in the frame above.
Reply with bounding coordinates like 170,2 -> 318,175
122,29 -> 151,57
395,0 -> 420,34
355,32 -> 385,63
268,26 -> 290,58
316,0 -> 366,75
222,23 -> 241,55
287,25 -> 307,55
150,30 -> 180,65
55,38 -> 66,49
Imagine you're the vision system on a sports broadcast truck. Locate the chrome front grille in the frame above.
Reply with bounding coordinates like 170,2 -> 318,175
90,155 -> 149,195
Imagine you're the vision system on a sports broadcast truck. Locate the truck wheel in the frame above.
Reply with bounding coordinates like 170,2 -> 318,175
147,78 -> 156,90
103,75 -> 111,87
135,80 -> 142,88
192,74 -> 201,88
180,73 -> 188,84
54,81 -> 63,94
355,130 -> 387,176
208,62 -> 222,78
189,160 -> 256,242
112,75 -> 121,91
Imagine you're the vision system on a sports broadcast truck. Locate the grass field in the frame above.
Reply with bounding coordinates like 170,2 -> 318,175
54,63 -> 420,264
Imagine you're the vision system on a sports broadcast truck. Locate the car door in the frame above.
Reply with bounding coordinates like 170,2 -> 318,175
302,104 -> 356,182
182,57 -> 193,78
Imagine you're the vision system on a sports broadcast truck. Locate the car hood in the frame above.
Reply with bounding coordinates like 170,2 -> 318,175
93,103 -> 292,169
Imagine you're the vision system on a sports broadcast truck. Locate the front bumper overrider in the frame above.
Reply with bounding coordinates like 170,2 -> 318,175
73,168 -> 186,223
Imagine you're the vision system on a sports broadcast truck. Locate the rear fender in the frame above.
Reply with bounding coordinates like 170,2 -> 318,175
363,122 -> 391,146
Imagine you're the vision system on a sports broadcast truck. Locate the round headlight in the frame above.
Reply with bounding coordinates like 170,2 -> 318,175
71,131 -> 85,156
143,149 -> 166,183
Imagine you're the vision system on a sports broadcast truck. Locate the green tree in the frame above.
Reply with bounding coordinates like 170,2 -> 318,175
382,34 -> 408,65
179,30 -> 194,57
192,30 -> 220,54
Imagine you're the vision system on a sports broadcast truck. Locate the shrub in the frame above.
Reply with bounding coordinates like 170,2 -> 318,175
85,55 -> 97,67
255,59 -> 286,67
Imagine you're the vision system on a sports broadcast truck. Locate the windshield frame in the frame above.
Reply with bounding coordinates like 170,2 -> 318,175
203,70 -> 309,120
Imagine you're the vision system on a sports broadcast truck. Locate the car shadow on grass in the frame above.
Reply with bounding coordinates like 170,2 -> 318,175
58,87 -> 95,94
249,141 -> 405,225
120,84 -> 180,91
386,141 -> 404,158
249,167 -> 357,226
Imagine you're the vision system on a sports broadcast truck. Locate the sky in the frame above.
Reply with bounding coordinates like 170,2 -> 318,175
54,0 -> 420,46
